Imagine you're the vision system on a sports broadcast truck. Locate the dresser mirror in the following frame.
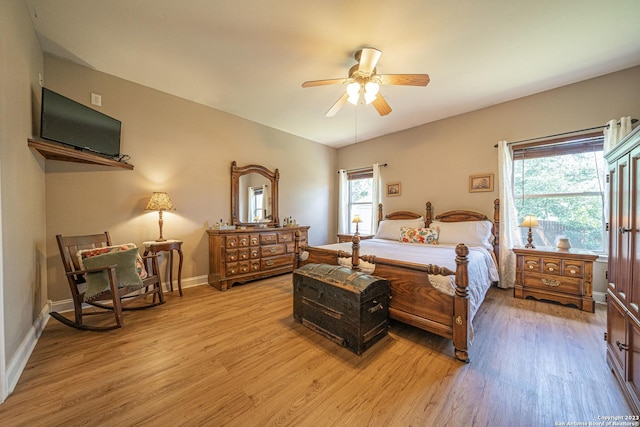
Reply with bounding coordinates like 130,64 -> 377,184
231,161 -> 279,226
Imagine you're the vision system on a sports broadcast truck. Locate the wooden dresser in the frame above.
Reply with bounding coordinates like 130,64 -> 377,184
207,226 -> 309,290
512,246 -> 598,312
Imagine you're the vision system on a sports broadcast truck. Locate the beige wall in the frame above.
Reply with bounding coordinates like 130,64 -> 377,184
337,66 -> 640,220
0,0 -> 46,391
337,65 -> 640,297
43,56 -> 337,302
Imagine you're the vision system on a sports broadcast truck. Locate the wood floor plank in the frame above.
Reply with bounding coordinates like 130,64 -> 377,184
0,274 -> 631,426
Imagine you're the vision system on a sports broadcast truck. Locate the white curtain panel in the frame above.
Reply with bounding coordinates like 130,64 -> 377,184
338,170 -> 349,234
604,116 -> 633,152
262,184 -> 269,220
371,163 -> 381,234
497,140 -> 520,289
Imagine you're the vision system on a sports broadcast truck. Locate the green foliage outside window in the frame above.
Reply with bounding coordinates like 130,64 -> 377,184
513,151 -> 605,251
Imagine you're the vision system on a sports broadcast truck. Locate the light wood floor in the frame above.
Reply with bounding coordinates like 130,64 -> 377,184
0,275 -> 631,426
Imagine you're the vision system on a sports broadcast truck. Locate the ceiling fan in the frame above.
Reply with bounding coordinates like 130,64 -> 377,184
302,47 -> 430,117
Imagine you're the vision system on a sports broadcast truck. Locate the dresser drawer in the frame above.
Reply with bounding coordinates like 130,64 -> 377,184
261,244 -> 285,257
261,254 -> 293,270
277,231 -> 293,243
523,272 -> 581,295
238,248 -> 250,260
226,234 -> 250,248
249,234 -> 260,246
225,249 -> 239,262
249,247 -> 260,259
259,233 -> 277,245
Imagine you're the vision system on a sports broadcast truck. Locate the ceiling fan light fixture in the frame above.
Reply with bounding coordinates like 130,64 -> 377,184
346,82 -> 361,105
364,81 -> 379,104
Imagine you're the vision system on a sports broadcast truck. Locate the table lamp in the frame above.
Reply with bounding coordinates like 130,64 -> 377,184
145,192 -> 175,241
519,215 -> 539,248
352,214 -> 362,235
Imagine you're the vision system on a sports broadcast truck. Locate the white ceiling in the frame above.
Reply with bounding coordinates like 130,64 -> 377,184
24,0 -> 640,148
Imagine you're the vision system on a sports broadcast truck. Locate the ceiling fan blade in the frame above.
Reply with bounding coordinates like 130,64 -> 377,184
302,78 -> 346,88
372,93 -> 392,116
378,74 -> 430,86
356,48 -> 382,75
325,92 -> 349,117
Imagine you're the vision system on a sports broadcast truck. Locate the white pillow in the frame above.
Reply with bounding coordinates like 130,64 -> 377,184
374,217 -> 424,240
430,220 -> 494,250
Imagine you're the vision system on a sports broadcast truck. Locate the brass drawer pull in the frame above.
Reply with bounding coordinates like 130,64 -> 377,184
269,247 -> 277,253
541,278 -> 561,287
368,302 -> 384,314
265,260 -> 275,266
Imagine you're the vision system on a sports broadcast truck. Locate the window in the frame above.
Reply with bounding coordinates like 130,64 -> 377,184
347,169 -> 374,235
512,134 -> 605,252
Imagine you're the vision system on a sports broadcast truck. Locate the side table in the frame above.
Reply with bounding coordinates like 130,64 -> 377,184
143,240 -> 184,296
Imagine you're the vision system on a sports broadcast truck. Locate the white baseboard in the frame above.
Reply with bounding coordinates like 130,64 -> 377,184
6,303 -> 50,397
50,275 -> 209,314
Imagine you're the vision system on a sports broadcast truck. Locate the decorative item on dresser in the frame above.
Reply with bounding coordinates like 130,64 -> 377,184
294,200 -> 500,362
605,125 -> 640,414
207,226 -> 309,291
512,246 -> 597,312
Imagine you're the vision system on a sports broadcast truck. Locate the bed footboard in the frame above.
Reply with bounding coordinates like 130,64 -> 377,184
293,232 -> 471,362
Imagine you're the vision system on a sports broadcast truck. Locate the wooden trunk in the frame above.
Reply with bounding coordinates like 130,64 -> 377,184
293,263 -> 390,355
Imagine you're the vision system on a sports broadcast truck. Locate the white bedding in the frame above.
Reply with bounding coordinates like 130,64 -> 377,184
306,238 -> 499,323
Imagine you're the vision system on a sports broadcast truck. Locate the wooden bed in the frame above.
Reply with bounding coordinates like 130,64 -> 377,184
293,199 -> 500,362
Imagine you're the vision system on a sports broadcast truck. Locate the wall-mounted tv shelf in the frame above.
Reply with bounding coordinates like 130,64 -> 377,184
28,139 -> 134,170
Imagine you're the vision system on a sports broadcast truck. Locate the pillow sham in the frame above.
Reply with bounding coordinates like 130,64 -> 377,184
430,220 -> 494,250
82,247 -> 144,300
400,226 -> 440,244
77,243 -> 147,279
374,217 -> 424,240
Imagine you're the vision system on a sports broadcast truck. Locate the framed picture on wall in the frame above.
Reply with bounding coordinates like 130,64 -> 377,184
386,182 -> 401,197
469,174 -> 494,192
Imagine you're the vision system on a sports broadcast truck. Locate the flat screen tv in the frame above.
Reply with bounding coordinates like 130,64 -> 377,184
40,87 -> 122,159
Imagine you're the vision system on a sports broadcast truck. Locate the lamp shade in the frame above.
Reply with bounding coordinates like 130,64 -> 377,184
145,192 -> 174,211
519,215 -> 539,228
352,214 -> 362,224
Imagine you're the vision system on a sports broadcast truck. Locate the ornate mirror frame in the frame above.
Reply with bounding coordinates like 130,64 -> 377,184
231,161 -> 279,227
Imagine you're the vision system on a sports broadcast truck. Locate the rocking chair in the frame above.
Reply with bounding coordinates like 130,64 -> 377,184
52,231 -> 165,331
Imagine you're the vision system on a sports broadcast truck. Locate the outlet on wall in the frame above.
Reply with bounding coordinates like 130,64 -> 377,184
91,93 -> 102,107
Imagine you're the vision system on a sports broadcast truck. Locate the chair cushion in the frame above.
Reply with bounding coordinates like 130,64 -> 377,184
82,247 -> 144,301
77,243 -> 148,279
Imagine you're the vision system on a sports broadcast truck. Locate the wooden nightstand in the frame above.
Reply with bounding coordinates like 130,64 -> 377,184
337,234 -> 374,243
512,246 -> 598,312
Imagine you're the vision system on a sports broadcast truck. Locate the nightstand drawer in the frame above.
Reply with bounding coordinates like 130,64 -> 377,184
523,272 -> 581,295
563,261 -> 585,277
541,258 -> 562,275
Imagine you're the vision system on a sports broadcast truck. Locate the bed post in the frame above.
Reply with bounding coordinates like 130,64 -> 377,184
294,230 -> 301,269
453,243 -> 470,363
425,202 -> 433,227
351,234 -> 361,270
378,203 -> 383,224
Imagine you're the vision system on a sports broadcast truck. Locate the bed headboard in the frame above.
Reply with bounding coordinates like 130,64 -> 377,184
377,199 -> 501,262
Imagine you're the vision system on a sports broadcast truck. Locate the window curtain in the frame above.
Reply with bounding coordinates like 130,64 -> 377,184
262,184 -> 269,220
497,140 -> 521,288
338,170 -> 349,234
247,187 -> 256,222
371,163 -> 381,234
604,116 -> 632,153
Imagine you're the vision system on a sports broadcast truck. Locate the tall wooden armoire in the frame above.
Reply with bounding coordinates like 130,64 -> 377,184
605,125 -> 640,414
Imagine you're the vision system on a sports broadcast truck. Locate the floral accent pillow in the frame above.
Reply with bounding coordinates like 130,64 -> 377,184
77,243 -> 148,279
400,227 -> 440,244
